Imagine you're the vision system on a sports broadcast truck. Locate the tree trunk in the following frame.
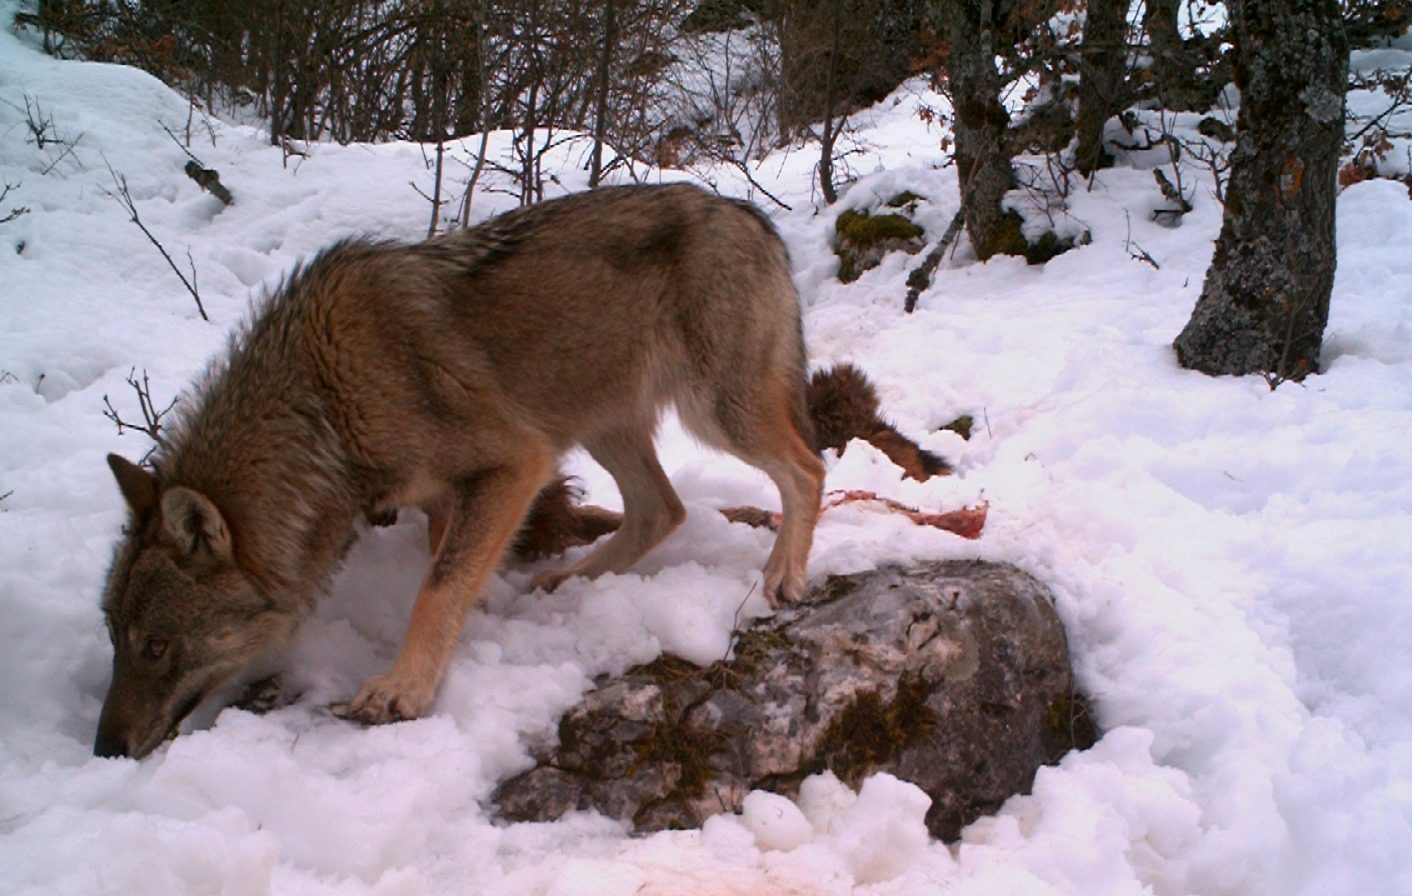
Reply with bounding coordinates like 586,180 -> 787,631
1075,0 -> 1128,175
940,0 -> 1024,261
455,30 -> 484,137
1143,0 -> 1223,110
588,0 -> 616,188
1173,0 -> 1348,383
818,0 -> 842,204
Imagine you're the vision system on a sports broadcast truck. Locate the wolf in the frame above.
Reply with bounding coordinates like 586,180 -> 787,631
95,183 -> 826,759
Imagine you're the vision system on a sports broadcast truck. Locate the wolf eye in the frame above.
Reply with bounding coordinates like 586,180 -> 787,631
143,638 -> 168,661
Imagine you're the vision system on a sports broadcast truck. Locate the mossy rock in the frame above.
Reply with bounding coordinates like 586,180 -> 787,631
885,191 -> 925,214
940,414 -> 975,441
979,210 -> 1091,265
834,208 -> 925,283
492,560 -> 1097,841
1198,116 -> 1236,142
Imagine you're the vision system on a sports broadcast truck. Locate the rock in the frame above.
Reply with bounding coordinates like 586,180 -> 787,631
492,560 -> 1097,840
834,207 -> 925,283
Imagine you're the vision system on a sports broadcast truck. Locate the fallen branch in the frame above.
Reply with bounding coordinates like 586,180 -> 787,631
183,161 -> 233,206
903,210 -> 965,313
1123,210 -> 1160,269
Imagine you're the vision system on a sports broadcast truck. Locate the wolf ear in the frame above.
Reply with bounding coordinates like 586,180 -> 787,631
160,486 -> 233,563
107,454 -> 159,520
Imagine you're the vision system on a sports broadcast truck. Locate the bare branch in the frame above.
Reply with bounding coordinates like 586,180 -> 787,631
0,181 -> 29,224
102,367 -> 179,463
103,160 -> 209,321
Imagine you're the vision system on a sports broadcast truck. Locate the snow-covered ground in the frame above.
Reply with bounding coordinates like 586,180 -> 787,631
3,11 -> 1411,896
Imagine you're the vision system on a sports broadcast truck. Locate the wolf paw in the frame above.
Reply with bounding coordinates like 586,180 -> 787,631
762,567 -> 806,609
234,674 -> 296,715
333,675 -> 431,725
529,568 -> 572,593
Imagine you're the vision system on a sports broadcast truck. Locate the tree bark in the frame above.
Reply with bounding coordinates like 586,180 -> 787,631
1173,0 -> 1348,383
940,0 -> 1023,260
1075,0 -> 1128,175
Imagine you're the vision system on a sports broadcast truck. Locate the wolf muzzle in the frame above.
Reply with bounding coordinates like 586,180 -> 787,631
93,669 -> 200,759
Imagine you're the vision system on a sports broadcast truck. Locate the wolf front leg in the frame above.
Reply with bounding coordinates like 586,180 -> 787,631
340,455 -> 553,725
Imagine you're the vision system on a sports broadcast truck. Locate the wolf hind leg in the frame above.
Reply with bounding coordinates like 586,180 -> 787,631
531,423 -> 685,592
681,384 -> 824,607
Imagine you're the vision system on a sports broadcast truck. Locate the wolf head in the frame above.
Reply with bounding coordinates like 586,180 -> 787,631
94,454 -> 295,759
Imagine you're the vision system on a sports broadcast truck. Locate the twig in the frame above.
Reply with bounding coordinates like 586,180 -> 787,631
160,122 -> 204,165
719,581 -> 760,667
102,367 -> 178,463
17,95 -> 56,148
10,95 -> 85,175
1345,69 -> 1412,146
1263,294 -> 1320,389
457,1 -> 492,227
0,181 -> 28,224
103,160 -> 209,321
1123,210 -> 1160,269
38,134 -> 83,176
729,157 -> 792,211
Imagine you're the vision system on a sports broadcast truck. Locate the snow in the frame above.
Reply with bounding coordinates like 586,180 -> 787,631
3,10 -> 1412,896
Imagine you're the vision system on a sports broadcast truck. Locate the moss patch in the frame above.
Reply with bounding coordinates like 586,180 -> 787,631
976,210 -> 1030,261
629,653 -> 702,684
1023,228 -> 1091,265
940,414 -> 975,441
977,210 -> 1090,265
836,209 -> 924,245
629,692 -> 724,829
633,715 -> 713,796
814,673 -> 940,786
1043,691 -> 1099,755
834,209 -> 926,283
725,625 -> 793,677
885,191 -> 925,214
